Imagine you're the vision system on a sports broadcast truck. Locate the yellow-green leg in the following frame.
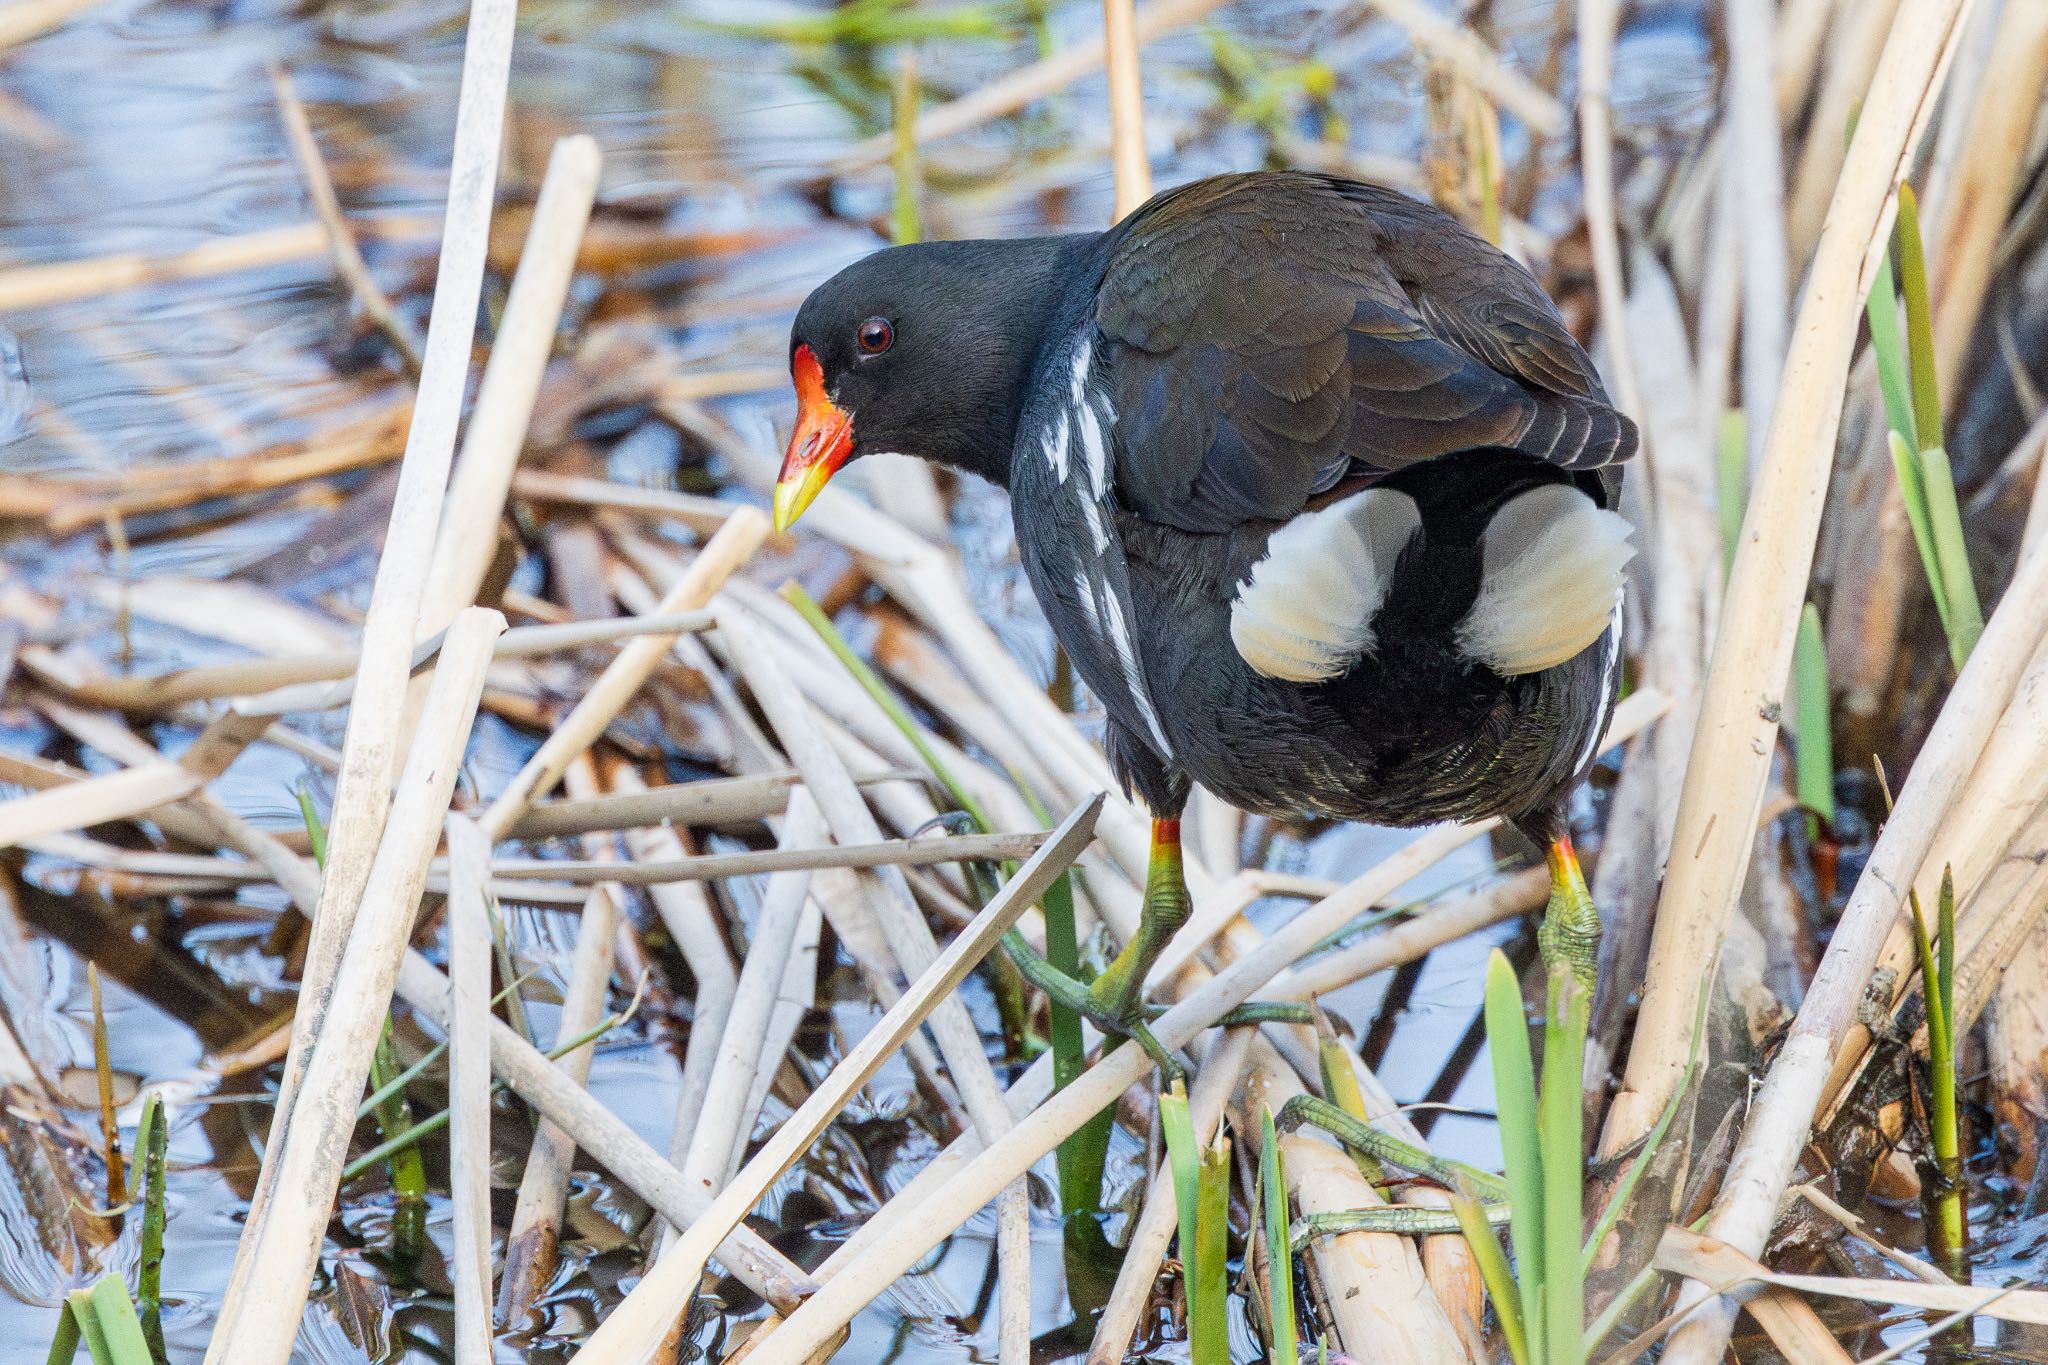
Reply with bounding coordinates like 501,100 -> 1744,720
1003,816 -> 1305,1081
1536,833 -> 1600,990
1086,817 -> 1189,1026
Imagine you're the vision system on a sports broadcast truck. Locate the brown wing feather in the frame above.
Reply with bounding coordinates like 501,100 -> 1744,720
1096,171 -> 1633,535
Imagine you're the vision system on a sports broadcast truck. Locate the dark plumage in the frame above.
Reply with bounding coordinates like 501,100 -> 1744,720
778,171 -> 1638,1033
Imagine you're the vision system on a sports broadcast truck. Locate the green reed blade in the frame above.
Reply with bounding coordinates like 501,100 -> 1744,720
1485,949 -> 1546,1359
1261,1108 -> 1297,1365
1454,1178 -> 1531,1365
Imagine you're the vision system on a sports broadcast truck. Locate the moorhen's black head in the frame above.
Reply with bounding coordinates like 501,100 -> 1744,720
776,234 -> 1095,529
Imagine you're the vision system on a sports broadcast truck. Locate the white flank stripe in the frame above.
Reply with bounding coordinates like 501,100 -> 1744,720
1099,584 -> 1172,755
1042,409 -> 1071,482
1573,588 -> 1627,776
1080,495 -> 1109,551
1068,332 -> 1093,404
1075,399 -> 1109,500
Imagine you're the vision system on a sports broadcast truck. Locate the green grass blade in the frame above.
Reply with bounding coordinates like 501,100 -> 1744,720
1160,1081 -> 1200,1264
1191,1129 -> 1233,1365
1539,966 -> 1588,1365
1261,1108 -> 1298,1365
890,54 -> 922,246
1888,431 -> 1953,640
1453,1180 -> 1531,1365
1896,183 -> 1942,452
1793,603 -> 1835,824
1316,1031 -> 1385,1183
1717,409 -> 1747,573
83,1279 -> 152,1365
1919,446 -> 1984,666
135,1096 -> 167,1365
1864,251 -> 1919,454
1485,949 -> 1545,1359
43,1300 -> 82,1365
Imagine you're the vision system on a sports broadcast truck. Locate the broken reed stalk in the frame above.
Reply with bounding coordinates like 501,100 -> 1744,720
1101,0 -> 1149,218
476,508 -> 769,839
497,756 -> 623,1325
558,795 -> 1103,1364
269,60 -> 425,373
419,134 -> 602,635
715,603 -> 1039,1363
445,816 -> 495,1365
390,948 -> 814,1309
1724,0 -> 1789,473
201,607 -> 505,1365
1571,0 -> 1642,421
1601,0 -> 1976,1172
234,0 -> 519,1311
679,793 -> 822,1203
1928,1 -> 2048,404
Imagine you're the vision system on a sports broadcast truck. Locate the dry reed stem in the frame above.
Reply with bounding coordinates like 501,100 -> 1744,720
43,611 -> 715,713
41,404 -> 411,532
1773,0 -> 1837,116
499,755 -> 623,1325
1664,279 -> 2048,1365
478,508 -> 767,839
1949,807 -> 2048,1044
1101,0 -> 1150,218
833,0 -> 1235,171
714,604 -> 1038,1356
1084,1028 -> 1255,1365
0,218 -> 432,313
0,763 -> 202,850
559,796 -> 1103,1365
0,706 -> 265,850
1602,0 -> 1976,1170
422,135 -> 602,634
489,829 -> 1048,884
1726,0 -> 1789,473
1256,1044 -> 1473,1363
1658,1225 -> 2048,1327
445,815 -> 495,1365
513,468 -> 734,533
392,944 -> 813,1310
0,0 -> 103,49
1366,0 -> 1565,136
1783,0 -> 1901,267
270,61 -> 425,372
203,607 -> 504,1365
516,768 -> 911,839
681,793 -> 823,1201
224,0 -> 518,1331
1928,0 -> 2048,405
1286,864 -> 1549,997
1572,0 -> 1642,420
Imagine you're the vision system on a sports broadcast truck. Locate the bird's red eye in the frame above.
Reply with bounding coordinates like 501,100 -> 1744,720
857,316 -> 894,355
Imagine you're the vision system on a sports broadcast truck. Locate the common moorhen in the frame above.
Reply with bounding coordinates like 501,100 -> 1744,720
776,171 -> 1636,1057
